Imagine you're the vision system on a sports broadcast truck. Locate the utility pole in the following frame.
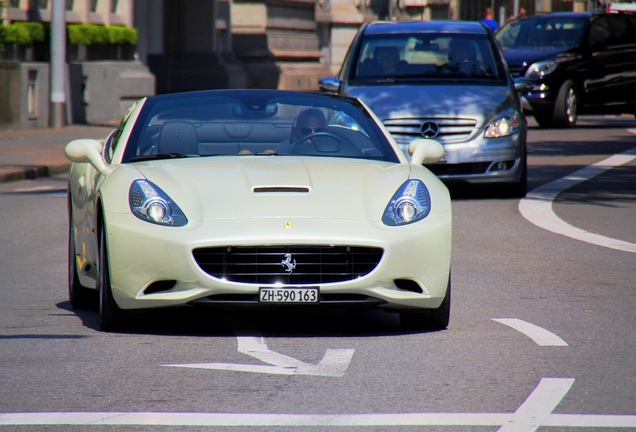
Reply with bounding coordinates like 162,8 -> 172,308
50,0 -> 66,128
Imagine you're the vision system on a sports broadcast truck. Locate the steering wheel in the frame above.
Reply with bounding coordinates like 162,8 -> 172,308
289,131 -> 342,149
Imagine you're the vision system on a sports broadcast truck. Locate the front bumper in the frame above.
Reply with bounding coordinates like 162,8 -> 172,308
104,212 -> 452,312
401,132 -> 526,185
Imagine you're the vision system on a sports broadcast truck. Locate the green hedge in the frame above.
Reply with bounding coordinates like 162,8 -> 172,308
3,22 -> 46,45
107,26 -> 138,45
0,22 -> 137,46
67,24 -> 137,45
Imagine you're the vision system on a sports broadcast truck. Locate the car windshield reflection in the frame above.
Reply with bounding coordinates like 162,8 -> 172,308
123,91 -> 399,164
353,33 -> 502,82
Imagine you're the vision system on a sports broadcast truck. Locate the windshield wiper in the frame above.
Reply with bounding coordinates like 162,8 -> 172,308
130,153 -> 190,162
236,150 -> 279,156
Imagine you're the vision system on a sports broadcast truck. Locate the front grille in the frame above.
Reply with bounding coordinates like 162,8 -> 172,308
383,117 -> 477,145
193,245 -> 384,284
427,162 -> 491,176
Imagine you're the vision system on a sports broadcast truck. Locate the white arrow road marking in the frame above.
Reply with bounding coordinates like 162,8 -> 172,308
163,319 -> 355,377
518,145 -> 636,254
2,378 -> 636,428
492,319 -> 569,346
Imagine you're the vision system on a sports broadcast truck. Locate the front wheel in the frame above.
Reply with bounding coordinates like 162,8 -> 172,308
98,223 -> 127,331
400,278 -> 451,331
552,80 -> 578,128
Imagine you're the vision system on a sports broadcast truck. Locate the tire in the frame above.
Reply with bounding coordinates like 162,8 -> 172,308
552,80 -> 578,128
68,210 -> 95,309
98,222 -> 127,331
400,278 -> 451,331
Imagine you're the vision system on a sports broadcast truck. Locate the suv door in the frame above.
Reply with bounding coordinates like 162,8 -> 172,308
584,15 -> 624,108
608,13 -> 636,110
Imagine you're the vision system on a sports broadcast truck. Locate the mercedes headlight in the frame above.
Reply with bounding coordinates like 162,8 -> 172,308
129,179 -> 188,226
525,60 -> 557,79
382,180 -> 431,226
484,111 -> 522,138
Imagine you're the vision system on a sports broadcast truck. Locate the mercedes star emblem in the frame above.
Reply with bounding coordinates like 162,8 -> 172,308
420,121 -> 440,139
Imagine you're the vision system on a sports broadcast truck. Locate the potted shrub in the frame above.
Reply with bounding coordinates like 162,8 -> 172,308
67,23 -> 136,61
67,23 -> 105,61
0,22 -> 46,61
107,25 -> 137,60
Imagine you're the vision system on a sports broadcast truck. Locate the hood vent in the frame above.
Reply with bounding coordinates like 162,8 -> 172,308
253,187 -> 310,193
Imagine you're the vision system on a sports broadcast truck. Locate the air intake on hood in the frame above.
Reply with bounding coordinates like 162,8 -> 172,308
253,187 -> 310,193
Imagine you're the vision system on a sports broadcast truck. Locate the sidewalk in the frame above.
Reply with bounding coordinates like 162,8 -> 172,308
0,125 -> 115,183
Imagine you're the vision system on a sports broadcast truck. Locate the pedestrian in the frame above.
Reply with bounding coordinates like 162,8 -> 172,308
507,7 -> 526,22
481,7 -> 499,32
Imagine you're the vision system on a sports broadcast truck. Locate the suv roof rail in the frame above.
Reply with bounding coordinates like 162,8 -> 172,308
606,2 -> 636,12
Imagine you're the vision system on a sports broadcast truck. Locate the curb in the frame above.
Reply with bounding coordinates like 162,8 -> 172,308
0,162 -> 71,183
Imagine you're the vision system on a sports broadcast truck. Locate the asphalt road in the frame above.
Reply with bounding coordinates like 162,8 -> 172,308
0,116 -> 634,431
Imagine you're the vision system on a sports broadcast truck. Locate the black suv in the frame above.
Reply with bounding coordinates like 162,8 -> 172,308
496,10 -> 636,128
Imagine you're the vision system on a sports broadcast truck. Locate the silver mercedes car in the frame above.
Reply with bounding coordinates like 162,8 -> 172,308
319,20 -> 533,197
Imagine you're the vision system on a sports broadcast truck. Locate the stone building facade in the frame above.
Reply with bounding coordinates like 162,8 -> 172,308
1,0 -> 595,128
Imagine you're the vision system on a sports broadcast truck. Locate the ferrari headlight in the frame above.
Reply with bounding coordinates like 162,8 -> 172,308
129,179 -> 188,226
383,179 -> 431,226
484,112 -> 522,138
525,60 -> 557,79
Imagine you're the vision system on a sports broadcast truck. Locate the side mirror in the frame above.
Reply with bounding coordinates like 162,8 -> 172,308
513,77 -> 535,93
318,77 -> 341,93
65,139 -> 112,175
408,139 -> 445,165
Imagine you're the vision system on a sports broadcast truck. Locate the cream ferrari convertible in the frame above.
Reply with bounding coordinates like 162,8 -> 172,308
66,90 -> 452,331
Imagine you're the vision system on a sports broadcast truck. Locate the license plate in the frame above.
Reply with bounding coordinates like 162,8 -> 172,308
259,287 -> 319,303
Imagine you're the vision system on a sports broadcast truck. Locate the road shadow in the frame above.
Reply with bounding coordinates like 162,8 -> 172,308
56,300 -> 440,338
526,114 -> 636,130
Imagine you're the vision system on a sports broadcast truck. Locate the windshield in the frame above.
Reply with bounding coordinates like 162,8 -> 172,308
496,17 -> 587,49
352,33 -> 505,82
122,91 -> 400,163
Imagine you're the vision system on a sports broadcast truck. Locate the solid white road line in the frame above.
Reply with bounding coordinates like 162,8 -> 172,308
518,146 -> 636,254
497,378 -> 573,431
2,379 -> 636,428
492,318 -> 569,346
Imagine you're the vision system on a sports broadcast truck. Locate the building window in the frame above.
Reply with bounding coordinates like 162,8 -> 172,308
38,0 -> 48,8
66,0 -> 74,11
111,0 -> 119,13
90,0 -> 98,13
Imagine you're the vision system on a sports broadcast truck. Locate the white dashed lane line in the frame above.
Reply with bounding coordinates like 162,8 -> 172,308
492,318 -> 569,346
519,145 -> 636,254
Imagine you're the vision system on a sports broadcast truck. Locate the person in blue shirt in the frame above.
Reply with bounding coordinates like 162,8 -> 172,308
480,7 -> 499,32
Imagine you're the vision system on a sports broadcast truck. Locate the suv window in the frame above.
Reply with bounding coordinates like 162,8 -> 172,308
589,15 -> 612,43
497,17 -> 587,49
608,14 -> 636,45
